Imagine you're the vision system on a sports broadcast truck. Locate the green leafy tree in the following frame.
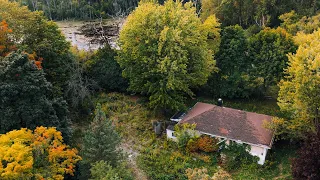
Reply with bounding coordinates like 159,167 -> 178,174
280,11 -> 320,35
86,45 -> 128,92
208,25 -> 257,98
248,27 -> 297,95
81,103 -> 122,166
0,52 -> 72,139
118,0 -> 219,110
273,30 -> 320,139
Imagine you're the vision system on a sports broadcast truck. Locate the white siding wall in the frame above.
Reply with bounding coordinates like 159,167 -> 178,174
166,129 -> 269,165
249,145 -> 268,165
166,129 -> 177,141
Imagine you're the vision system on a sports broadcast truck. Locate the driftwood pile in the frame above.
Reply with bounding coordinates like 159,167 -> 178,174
77,22 -> 120,44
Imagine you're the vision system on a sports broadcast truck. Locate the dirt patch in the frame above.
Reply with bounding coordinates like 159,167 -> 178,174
121,142 -> 148,180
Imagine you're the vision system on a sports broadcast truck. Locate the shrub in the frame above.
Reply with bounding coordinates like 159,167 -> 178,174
175,123 -> 198,151
221,141 -> 258,171
212,166 -> 232,180
185,168 -> 211,180
198,135 -> 219,153
187,138 -> 199,153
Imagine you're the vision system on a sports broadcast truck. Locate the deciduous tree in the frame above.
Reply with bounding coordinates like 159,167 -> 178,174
274,30 -> 320,139
118,0 -> 219,110
0,20 -> 15,57
0,127 -> 81,179
248,27 -> 297,95
207,25 -> 257,98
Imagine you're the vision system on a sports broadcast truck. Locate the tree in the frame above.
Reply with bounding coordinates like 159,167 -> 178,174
198,135 -> 219,153
0,0 -> 74,94
90,161 -> 121,180
291,131 -> 320,180
208,25 -> 258,98
0,20 -> 16,57
280,11 -> 320,35
0,127 -> 81,179
86,45 -> 128,92
81,103 -> 122,166
274,30 -> 320,139
118,0 -> 219,110
0,52 -> 71,140
248,27 -> 297,95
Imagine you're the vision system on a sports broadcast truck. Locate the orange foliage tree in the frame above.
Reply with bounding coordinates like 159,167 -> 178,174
0,127 -> 81,179
198,135 -> 219,153
0,20 -> 15,56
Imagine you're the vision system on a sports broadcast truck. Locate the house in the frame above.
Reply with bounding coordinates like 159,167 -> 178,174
166,102 -> 275,165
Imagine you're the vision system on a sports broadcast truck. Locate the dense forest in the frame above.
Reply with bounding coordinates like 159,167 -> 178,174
1,0 -> 320,179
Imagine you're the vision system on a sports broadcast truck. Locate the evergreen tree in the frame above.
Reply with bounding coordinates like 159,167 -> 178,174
81,103 -> 122,166
86,45 -> 128,92
0,52 -> 71,139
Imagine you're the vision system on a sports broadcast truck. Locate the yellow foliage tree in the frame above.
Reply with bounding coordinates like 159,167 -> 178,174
0,127 -> 81,179
273,29 -> 320,139
118,0 -> 220,110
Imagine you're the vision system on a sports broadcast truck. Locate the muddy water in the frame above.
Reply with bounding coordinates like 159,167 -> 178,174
56,19 -> 124,51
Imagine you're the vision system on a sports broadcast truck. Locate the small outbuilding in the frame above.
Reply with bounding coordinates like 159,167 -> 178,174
166,102 -> 275,165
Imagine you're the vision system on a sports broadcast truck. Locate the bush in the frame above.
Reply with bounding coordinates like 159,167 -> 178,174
90,161 -> 133,180
174,124 -> 198,151
185,168 -> 211,180
187,138 -> 199,153
198,135 -> 219,153
221,141 -> 258,171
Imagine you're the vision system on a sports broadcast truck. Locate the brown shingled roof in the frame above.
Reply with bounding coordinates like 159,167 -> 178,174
179,102 -> 274,148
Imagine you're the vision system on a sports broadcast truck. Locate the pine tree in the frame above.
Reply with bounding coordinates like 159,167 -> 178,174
81,103 -> 122,166
0,52 -> 71,139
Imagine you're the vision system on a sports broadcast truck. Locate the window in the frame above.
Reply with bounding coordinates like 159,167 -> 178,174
172,132 -> 175,137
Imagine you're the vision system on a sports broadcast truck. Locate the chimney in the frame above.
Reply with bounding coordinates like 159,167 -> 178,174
217,98 -> 223,107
